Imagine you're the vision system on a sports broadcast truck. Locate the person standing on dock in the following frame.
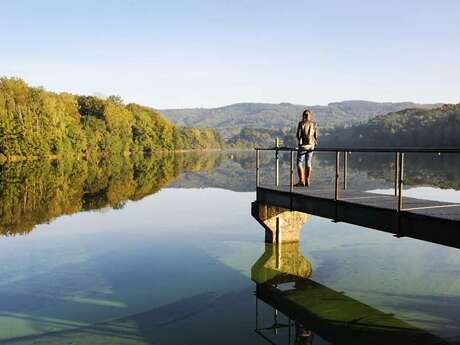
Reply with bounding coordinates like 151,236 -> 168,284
295,109 -> 318,187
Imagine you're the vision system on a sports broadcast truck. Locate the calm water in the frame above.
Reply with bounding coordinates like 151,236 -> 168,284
0,152 -> 459,344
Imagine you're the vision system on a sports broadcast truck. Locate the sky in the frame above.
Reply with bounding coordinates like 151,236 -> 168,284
1,0 -> 459,108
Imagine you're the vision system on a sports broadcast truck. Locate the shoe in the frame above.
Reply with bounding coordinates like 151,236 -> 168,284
294,182 -> 305,187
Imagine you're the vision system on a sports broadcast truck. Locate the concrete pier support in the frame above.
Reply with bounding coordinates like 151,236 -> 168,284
251,242 -> 313,285
251,202 -> 310,243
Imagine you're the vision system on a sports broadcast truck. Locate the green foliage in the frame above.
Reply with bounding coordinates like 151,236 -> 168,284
0,78 -> 224,159
77,95 -> 105,119
0,152 -> 221,236
321,104 -> 460,148
128,103 -> 175,152
178,127 -> 225,149
161,101 -> 441,140
227,127 -> 287,148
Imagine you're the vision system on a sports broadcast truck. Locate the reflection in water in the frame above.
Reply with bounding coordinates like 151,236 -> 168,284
251,243 -> 452,345
251,243 -> 312,286
2,151 -> 459,237
347,152 -> 460,190
0,152 -> 221,236
1,151 -> 460,344
0,152 -> 459,344
252,242 -> 314,345
295,322 -> 313,345
0,187 -> 265,344
172,151 -> 460,193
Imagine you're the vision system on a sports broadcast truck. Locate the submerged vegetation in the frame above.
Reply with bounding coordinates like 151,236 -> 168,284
0,78 -> 223,161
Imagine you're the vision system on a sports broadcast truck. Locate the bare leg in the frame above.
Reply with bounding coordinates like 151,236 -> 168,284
296,166 -> 305,186
305,167 -> 312,187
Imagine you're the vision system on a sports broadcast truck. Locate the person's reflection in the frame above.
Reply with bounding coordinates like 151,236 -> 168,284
295,321 -> 313,345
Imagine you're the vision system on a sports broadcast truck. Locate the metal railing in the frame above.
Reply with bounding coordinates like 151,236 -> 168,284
255,147 -> 460,212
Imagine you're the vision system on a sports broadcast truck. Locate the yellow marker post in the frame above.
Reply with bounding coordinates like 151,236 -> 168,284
275,137 -> 280,186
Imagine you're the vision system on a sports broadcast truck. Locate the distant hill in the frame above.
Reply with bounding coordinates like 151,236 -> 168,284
160,101 -> 441,140
320,104 -> 460,148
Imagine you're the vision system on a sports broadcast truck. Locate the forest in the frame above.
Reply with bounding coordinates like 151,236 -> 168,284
320,104 -> 460,148
0,78 -> 224,161
161,100 -> 440,139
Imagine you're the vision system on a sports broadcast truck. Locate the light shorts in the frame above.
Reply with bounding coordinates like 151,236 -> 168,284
297,149 -> 314,168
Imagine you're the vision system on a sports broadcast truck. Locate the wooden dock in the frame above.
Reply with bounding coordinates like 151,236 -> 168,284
256,185 -> 460,249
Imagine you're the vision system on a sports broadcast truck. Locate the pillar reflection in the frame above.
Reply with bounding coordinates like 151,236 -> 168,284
250,242 -> 441,345
252,242 -> 314,344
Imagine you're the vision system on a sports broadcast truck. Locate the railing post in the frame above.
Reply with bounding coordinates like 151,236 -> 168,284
398,152 -> 404,211
343,151 -> 348,190
290,150 -> 294,193
288,318 -> 292,343
275,148 -> 279,186
255,294 -> 259,330
335,151 -> 340,201
256,149 -> 260,188
394,152 -> 400,196
274,308 -> 279,335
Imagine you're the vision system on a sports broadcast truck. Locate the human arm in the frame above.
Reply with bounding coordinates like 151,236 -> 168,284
296,122 -> 301,144
314,123 -> 318,145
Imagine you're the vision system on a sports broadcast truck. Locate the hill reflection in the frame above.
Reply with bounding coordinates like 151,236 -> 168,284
0,153 -> 221,236
172,151 -> 460,191
1,150 -> 459,236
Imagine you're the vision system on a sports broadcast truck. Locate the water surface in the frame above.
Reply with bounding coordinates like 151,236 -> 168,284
0,152 -> 459,344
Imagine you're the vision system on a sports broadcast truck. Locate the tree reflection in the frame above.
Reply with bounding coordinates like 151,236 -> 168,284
0,152 -> 221,236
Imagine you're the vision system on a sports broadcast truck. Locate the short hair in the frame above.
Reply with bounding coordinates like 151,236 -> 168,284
302,109 -> 312,117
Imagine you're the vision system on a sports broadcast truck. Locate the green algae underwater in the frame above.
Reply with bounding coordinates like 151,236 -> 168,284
0,152 -> 459,344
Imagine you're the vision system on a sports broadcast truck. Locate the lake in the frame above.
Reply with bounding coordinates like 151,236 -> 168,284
0,151 -> 459,344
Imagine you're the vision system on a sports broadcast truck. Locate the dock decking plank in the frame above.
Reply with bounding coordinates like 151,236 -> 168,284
261,184 -> 460,214
256,185 -> 460,248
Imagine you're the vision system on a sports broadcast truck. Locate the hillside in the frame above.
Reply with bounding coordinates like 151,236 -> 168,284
0,78 -> 224,161
320,104 -> 460,147
160,101 -> 441,140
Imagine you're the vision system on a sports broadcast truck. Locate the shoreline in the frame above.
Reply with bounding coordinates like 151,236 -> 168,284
0,148 -> 254,165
